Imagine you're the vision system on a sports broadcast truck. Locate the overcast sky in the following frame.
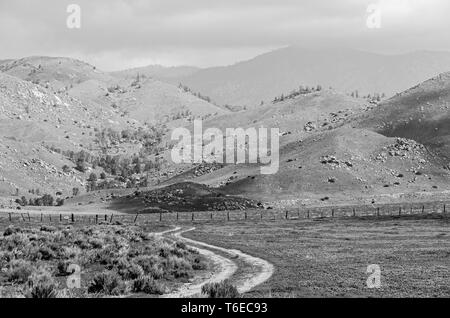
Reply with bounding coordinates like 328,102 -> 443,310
1,0 -> 450,70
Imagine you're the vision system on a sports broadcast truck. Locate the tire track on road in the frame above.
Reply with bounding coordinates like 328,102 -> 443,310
160,227 -> 274,298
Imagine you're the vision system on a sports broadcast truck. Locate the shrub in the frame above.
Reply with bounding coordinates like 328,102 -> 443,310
3,225 -> 21,236
132,276 -> 165,295
40,225 -> 57,232
88,238 -> 103,249
7,259 -> 34,283
37,246 -> 55,261
26,268 -> 59,298
88,271 -> 125,296
116,258 -> 144,280
164,256 -> 192,279
201,280 -> 240,298
90,247 -> 116,266
191,256 -> 208,270
56,260 -> 72,276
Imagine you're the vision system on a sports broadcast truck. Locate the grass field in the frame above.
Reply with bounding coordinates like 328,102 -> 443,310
184,214 -> 450,297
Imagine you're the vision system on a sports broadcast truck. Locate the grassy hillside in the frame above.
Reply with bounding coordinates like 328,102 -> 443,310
358,72 -> 450,162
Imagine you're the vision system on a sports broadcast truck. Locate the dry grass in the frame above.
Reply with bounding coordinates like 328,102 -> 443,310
185,215 -> 450,297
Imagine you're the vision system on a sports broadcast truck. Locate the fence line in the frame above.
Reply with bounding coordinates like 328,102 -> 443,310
1,201 -> 449,225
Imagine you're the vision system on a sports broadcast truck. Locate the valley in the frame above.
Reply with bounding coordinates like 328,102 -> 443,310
0,49 -> 449,298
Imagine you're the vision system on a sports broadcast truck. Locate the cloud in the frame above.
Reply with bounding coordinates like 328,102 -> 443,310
0,0 -> 450,70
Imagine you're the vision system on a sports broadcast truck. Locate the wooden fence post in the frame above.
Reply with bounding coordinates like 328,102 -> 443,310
159,213 -> 162,222
21,214 -> 26,222
444,204 -> 446,214
307,210 -> 310,219
211,212 -> 213,220
353,208 -> 356,217
8,213 -> 12,222
285,210 -> 288,219
95,215 -> 98,224
331,209 -> 334,218
40,213 -> 43,222
260,212 -> 263,220
192,213 -> 194,221
422,205 -> 425,214
227,212 -> 230,221
377,207 -> 380,217
110,214 -> 113,223
245,212 -> 247,220
176,212 -> 179,221
71,213 -> 74,223
27,213 -> 31,222
134,213 -> 139,223
59,214 -> 62,222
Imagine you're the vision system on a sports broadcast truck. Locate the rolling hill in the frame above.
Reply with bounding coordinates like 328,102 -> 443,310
160,84 -> 450,208
1,56 -> 227,125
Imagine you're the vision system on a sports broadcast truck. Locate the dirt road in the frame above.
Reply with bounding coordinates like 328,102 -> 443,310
160,227 -> 274,298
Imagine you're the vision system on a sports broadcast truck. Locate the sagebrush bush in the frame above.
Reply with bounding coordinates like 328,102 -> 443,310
132,276 -> 165,295
88,238 -> 104,249
88,271 -> 126,296
26,268 -> 59,298
0,224 -> 207,298
201,280 -> 240,298
56,260 -> 71,276
3,225 -> 22,236
40,225 -> 57,233
191,256 -> 208,270
7,259 -> 34,283
115,258 -> 144,280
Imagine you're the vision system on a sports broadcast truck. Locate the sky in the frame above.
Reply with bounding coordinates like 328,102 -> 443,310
1,0 -> 450,71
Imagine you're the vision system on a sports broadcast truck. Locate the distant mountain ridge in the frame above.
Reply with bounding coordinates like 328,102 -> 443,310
130,47 -> 450,108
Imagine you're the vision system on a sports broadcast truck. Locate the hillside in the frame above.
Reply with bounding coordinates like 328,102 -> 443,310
167,47 -> 450,107
0,72 -> 138,149
357,72 -> 450,163
1,56 -> 225,125
70,76 -> 229,125
0,56 -> 114,93
160,88 -> 450,208
0,57 -> 229,207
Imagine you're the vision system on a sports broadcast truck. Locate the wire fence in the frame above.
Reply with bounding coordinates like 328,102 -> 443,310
1,200 -> 449,226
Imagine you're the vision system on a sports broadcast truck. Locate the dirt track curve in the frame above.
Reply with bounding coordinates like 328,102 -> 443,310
158,227 -> 274,298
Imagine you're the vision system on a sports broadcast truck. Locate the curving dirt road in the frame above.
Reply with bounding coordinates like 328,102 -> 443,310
159,227 -> 274,298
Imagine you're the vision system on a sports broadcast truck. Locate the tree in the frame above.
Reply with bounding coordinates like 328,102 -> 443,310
62,165 -> 71,173
100,172 -> 106,180
88,173 -> 98,182
75,158 -> 87,172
